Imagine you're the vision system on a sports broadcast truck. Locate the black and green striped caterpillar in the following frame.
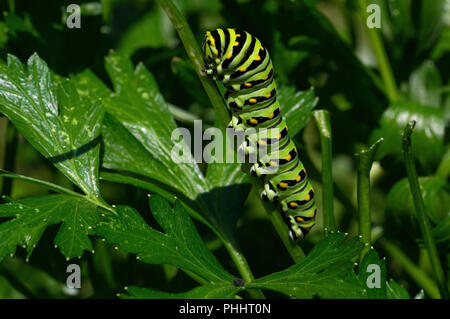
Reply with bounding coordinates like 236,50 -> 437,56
202,28 -> 317,240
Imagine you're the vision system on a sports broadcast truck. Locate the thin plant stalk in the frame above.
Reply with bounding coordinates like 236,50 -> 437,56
265,202 -> 306,262
355,138 -> 383,262
249,173 -> 306,263
168,103 -> 201,124
154,0 -> 230,128
402,121 -> 448,299
381,239 -> 440,299
223,241 -> 265,299
313,110 -> 335,235
358,0 -> 400,102
0,169 -> 116,215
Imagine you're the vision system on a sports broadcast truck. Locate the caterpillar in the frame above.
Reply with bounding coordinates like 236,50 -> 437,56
202,28 -> 317,241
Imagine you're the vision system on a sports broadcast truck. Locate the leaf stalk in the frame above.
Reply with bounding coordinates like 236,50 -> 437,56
402,121 -> 448,299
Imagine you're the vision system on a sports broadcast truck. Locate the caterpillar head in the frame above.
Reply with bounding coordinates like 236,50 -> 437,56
202,30 -> 220,67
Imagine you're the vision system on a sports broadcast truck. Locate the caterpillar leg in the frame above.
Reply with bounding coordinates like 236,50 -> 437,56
260,182 -> 278,202
237,129 -> 260,156
279,184 -> 317,241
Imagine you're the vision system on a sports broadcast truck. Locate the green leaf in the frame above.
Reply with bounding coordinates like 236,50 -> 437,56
278,86 -> 318,137
370,102 -> 445,168
102,51 -> 209,200
4,12 -> 40,39
386,279 -> 411,299
417,0 -> 446,52
272,32 -> 311,83
386,0 -> 413,44
72,53 -> 247,244
386,177 -> 449,232
247,233 -> 366,298
95,195 -> 234,283
119,284 -> 240,299
408,61 -> 442,108
101,113 -> 182,196
357,249 -> 387,299
70,69 -> 111,101
431,28 -> 450,60
0,54 -> 104,201
203,161 -> 251,244
0,195 -> 98,261
432,215 -> 450,249
118,7 -> 177,55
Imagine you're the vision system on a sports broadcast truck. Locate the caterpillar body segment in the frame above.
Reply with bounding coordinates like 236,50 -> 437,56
202,28 -> 317,241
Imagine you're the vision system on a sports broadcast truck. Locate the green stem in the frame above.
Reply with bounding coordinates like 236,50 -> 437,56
313,110 -> 335,235
355,138 -> 383,262
223,241 -> 265,299
381,239 -> 440,299
402,121 -> 449,299
359,0 -> 400,102
0,169 -> 81,197
0,169 -> 117,215
168,103 -> 201,124
155,0 -> 230,128
265,202 -> 306,262
182,269 -> 210,285
247,168 -> 305,263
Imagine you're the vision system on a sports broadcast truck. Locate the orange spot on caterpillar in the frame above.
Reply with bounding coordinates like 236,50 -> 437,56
279,182 -> 288,189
